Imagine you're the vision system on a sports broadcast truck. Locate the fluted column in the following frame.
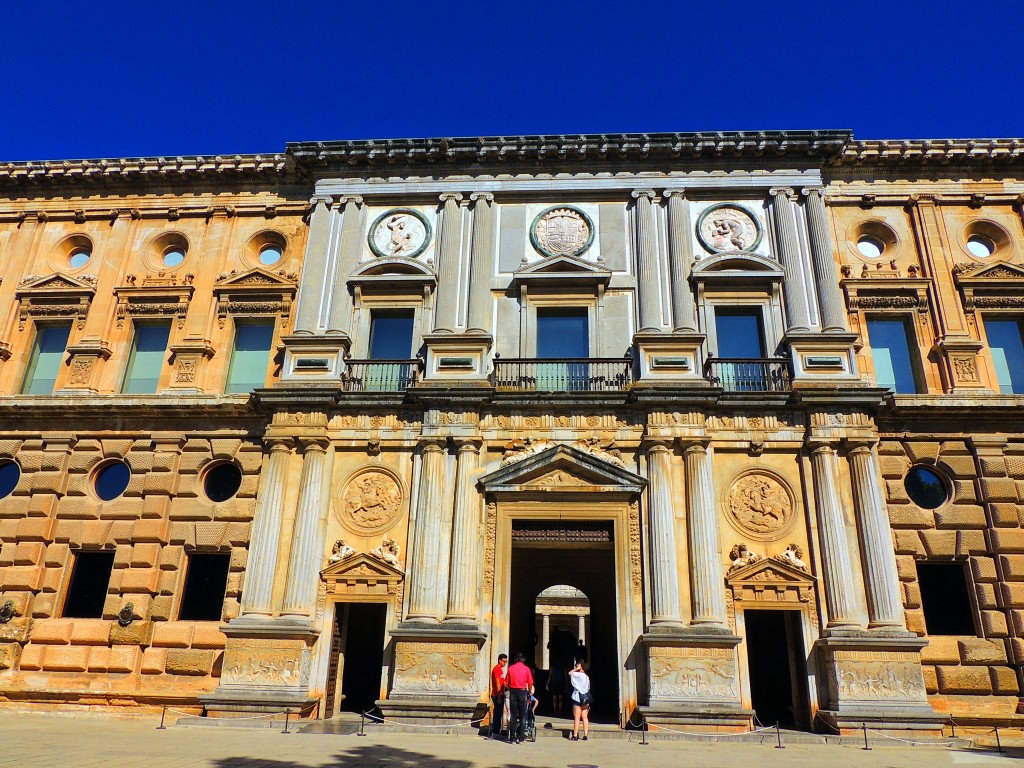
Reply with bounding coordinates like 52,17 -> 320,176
293,196 -> 334,334
665,190 -> 698,332
281,438 -> 331,618
542,613 -> 550,669
407,439 -> 448,621
802,187 -> 847,333
578,615 -> 585,645
445,439 -> 482,622
432,193 -> 465,333
810,444 -> 862,629
683,442 -> 728,626
326,195 -> 364,335
646,442 -> 683,625
633,190 -> 662,333
466,193 -> 495,334
770,187 -> 811,333
240,439 -> 292,616
849,444 -> 905,628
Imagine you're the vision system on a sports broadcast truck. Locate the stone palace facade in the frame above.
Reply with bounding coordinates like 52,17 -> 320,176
0,131 -> 1022,733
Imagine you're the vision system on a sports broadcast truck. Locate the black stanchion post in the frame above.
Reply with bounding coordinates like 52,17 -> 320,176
157,705 -> 167,730
950,717 -> 956,739
862,723 -> 871,751
282,710 -> 291,734
640,717 -> 649,746
995,726 -> 1003,754
775,722 -> 784,749
358,710 -> 367,737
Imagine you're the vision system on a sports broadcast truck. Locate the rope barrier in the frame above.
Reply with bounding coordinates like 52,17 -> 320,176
865,728 -> 959,748
156,701 -> 319,730
360,711 -> 488,729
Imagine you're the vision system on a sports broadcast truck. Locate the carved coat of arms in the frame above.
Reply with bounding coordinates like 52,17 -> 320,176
368,208 -> 432,259
531,206 -> 594,258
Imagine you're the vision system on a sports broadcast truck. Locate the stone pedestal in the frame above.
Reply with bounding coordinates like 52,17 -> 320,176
933,336 -> 991,393
421,333 -> 492,385
785,331 -> 861,385
632,331 -> 709,384
279,333 -> 350,382
57,338 -> 111,394
165,336 -> 215,394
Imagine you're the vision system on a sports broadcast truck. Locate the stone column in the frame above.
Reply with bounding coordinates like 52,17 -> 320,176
683,442 -> 728,626
406,439 -> 448,621
664,190 -> 698,332
633,190 -> 662,333
281,438 -> 331,619
542,613 -> 550,669
445,440 -> 482,623
432,193 -> 464,333
849,443 -> 905,629
810,444 -> 862,629
293,196 -> 334,334
326,196 -> 364,336
578,615 -> 585,645
466,193 -> 495,334
770,187 -> 811,333
646,442 -> 683,626
802,187 -> 847,333
240,439 -> 292,616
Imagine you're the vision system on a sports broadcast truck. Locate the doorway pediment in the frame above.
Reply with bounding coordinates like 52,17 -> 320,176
479,444 -> 646,496
726,556 -> 816,605
320,553 -> 404,599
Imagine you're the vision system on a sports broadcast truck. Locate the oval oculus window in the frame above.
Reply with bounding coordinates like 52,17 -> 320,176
856,235 -> 885,258
258,245 -> 283,266
94,460 -> 131,501
204,462 -> 243,502
905,466 -> 949,510
69,249 -> 91,269
0,460 -> 21,499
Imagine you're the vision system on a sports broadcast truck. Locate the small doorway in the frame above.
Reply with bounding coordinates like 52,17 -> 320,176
325,603 -> 387,717
744,609 -> 809,729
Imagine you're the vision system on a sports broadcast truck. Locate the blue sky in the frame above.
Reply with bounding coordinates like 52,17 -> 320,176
2,0 -> 1020,160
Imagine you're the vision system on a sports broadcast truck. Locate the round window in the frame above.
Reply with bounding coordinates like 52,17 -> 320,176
857,235 -> 885,258
204,462 -> 243,502
905,466 -> 949,509
94,460 -> 131,501
0,460 -> 21,499
69,249 -> 91,269
162,248 -> 186,267
258,245 -> 282,266
966,235 -> 995,258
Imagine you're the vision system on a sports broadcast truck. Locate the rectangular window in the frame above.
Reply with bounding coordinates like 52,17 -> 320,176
121,322 -> 171,394
178,553 -> 231,621
866,317 -> 922,394
21,323 -> 72,395
536,308 -> 589,390
917,562 -> 975,636
714,307 -> 766,358
369,310 -> 415,359
984,316 -> 1024,394
225,321 -> 275,393
62,551 -> 115,619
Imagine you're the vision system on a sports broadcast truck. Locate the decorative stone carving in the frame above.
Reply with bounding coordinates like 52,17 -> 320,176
328,539 -> 356,563
833,652 -> 927,701
647,646 -> 739,699
628,500 -> 642,598
482,501 -> 497,593
369,537 -> 403,569
339,470 -> 403,535
725,472 -> 795,540
68,357 -> 94,386
775,543 -> 808,571
952,356 -> 979,383
728,543 -> 761,573
696,203 -> 762,254
392,641 -> 478,694
571,436 -> 624,466
530,205 -> 594,259
500,436 -> 554,466
117,602 -> 135,627
368,208 -> 432,259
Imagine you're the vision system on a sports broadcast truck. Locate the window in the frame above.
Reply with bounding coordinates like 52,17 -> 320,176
69,248 -> 91,269
94,460 -> 131,501
856,235 -> 885,258
714,307 -> 766,358
203,462 -> 242,502
22,323 -> 72,395
225,321 -> 275,393
905,466 -> 949,509
258,245 -> 282,266
866,318 -> 922,394
0,460 -> 20,499
63,551 -> 115,618
966,234 -> 995,259
178,553 -> 231,621
162,247 -> 186,268
536,308 -> 589,390
369,310 -> 415,359
917,562 -> 975,636
985,316 -> 1024,394
122,322 -> 171,394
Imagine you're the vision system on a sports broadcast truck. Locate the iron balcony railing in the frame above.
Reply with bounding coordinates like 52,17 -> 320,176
704,357 -> 792,392
342,359 -> 420,392
493,358 -> 633,393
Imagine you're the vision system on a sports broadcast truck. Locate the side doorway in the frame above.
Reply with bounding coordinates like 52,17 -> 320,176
742,608 -> 810,730
324,602 -> 388,717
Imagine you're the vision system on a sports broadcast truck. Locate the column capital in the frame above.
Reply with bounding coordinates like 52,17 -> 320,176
309,195 -> 334,210
631,188 -> 657,201
644,440 -> 674,456
469,192 -> 494,204
338,194 -> 364,207
679,439 -> 710,456
266,437 -> 294,453
420,438 -> 448,453
845,439 -> 877,455
296,436 -> 331,453
769,186 -> 796,200
439,192 -> 465,205
663,188 -> 687,200
800,186 -> 826,198
809,442 -> 838,457
453,438 -> 483,453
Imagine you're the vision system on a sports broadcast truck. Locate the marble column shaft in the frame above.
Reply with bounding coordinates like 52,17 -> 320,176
684,443 -> 727,625
240,439 -> 292,616
446,440 -> 481,622
542,614 -> 550,669
326,196 -> 363,335
810,445 -> 862,628
665,190 -> 698,332
407,440 -> 448,621
647,443 -> 683,625
849,445 -> 905,628
770,188 -> 811,332
432,193 -> 464,333
633,190 -> 662,332
466,193 -> 495,334
802,187 -> 847,332
281,439 -> 331,618
578,615 -> 585,644
293,197 -> 334,334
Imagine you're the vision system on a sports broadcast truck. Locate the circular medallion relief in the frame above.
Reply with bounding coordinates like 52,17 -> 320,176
338,469 -> 403,535
697,203 -> 763,254
368,209 -> 432,259
530,205 -> 595,259
725,471 -> 795,540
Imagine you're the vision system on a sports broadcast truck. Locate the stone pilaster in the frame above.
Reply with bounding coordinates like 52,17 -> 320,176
664,190 -> 697,332
770,187 -> 811,333
281,438 -> 331,620
239,438 -> 292,617
292,196 -> 334,335
802,187 -> 847,333
326,195 -> 364,336
431,193 -> 464,333
466,193 -> 495,335
683,442 -> 727,627
58,338 -> 112,394
632,190 -> 662,333
646,442 -> 683,626
406,439 -> 449,622
445,439 -> 481,624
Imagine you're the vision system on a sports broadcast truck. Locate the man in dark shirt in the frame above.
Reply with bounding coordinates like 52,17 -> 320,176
489,654 -> 508,739
505,652 -> 534,743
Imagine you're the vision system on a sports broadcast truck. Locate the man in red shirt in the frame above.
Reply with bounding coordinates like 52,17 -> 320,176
505,652 -> 534,743
489,654 -> 507,739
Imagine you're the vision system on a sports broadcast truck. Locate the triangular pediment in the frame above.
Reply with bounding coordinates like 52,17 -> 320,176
692,252 -> 783,279
514,255 -> 611,289
727,556 -> 814,585
320,552 -> 404,583
954,260 -> 1024,282
479,444 -> 645,495
214,267 -> 298,291
16,272 -> 97,294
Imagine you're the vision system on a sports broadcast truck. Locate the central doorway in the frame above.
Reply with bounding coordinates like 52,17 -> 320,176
743,609 -> 809,729
507,520 -> 619,722
325,602 -> 387,717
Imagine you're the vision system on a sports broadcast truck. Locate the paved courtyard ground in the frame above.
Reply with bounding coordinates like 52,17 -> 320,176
1,711 -> 1021,768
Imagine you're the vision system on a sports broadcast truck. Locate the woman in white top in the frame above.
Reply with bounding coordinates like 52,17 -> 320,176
569,659 -> 591,740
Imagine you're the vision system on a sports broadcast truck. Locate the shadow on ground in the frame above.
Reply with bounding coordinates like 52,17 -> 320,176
213,744 -> 543,768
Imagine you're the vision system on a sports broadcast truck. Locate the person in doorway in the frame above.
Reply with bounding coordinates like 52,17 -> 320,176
506,652 -> 535,744
489,654 -> 508,739
575,639 -> 588,665
569,659 -> 592,741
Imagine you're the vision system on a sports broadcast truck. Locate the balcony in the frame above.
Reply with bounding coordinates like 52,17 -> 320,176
341,359 -> 420,392
493,358 -> 633,393
704,357 -> 792,392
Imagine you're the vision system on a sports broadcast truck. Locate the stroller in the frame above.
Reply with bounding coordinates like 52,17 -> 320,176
522,695 -> 538,742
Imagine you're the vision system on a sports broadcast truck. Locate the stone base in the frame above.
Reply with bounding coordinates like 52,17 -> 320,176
632,331 -> 708,383
421,332 -> 492,384
377,696 -> 486,726
199,687 -> 318,716
279,333 -> 350,382
638,703 -> 754,731
815,707 -> 946,735
785,331 -> 860,384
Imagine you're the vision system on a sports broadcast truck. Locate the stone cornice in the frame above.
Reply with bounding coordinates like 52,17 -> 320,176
835,139 -> 1024,167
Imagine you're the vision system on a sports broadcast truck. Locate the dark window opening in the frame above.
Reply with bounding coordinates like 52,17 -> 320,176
867,317 -> 922,394
0,461 -> 20,499
63,551 -> 114,618
917,562 -> 975,636
714,307 -> 766,358
905,466 -> 949,510
984,316 -> 1024,394
94,460 -> 131,501
369,310 -> 415,360
536,307 -> 588,359
204,463 -> 243,502
178,553 -> 231,621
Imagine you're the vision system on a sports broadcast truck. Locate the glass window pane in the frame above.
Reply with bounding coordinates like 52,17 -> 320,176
537,309 -> 588,358
22,324 -> 72,394
226,322 -> 275,393
715,308 -> 765,358
867,318 -> 920,394
122,324 -> 171,394
369,311 -> 414,360
985,318 -> 1024,395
